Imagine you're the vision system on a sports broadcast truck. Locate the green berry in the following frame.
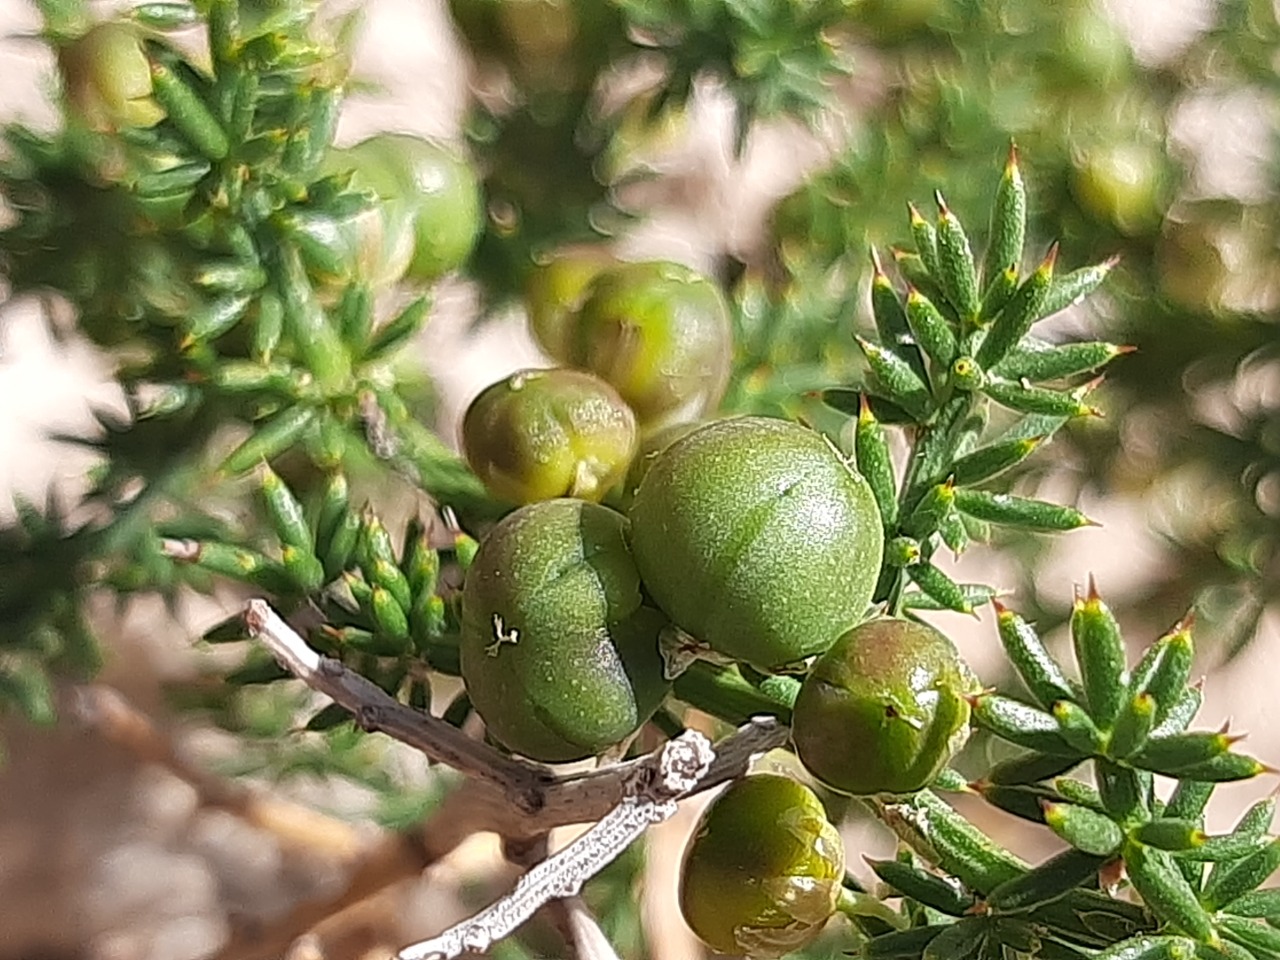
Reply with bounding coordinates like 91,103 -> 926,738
524,247 -> 618,362
462,367 -> 638,505
792,618 -> 979,796
628,416 -> 883,669
680,773 -> 845,959
59,22 -> 165,132
570,261 -> 732,426
337,134 -> 483,283
617,419 -> 703,510
459,499 -> 670,762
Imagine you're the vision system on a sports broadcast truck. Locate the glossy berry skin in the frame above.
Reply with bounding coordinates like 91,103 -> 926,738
59,22 -> 165,132
628,417 -> 884,669
1072,143 -> 1163,236
459,499 -> 670,762
525,248 -> 618,362
680,773 -> 845,958
462,367 -> 638,504
617,419 -> 702,511
338,134 -> 483,283
569,261 -> 732,426
792,618 -> 978,796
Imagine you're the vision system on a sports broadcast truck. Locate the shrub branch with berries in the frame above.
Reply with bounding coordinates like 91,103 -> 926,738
1,1 -> 1275,959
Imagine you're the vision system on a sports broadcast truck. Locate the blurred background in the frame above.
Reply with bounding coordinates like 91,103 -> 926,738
2,0 -> 1280,957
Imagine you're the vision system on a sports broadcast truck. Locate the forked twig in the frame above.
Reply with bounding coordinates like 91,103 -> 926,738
240,598 -> 790,958
243,598 -> 789,835
243,599 -> 552,813
397,732 -> 714,960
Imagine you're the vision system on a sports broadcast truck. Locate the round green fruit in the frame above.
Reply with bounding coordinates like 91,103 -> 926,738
628,417 -> 884,669
570,261 -> 732,426
338,134 -> 483,283
792,618 -> 978,796
525,247 -> 618,362
60,21 -> 165,133
617,419 -> 702,511
462,367 -> 638,504
680,773 -> 845,958
1072,143 -> 1163,236
459,499 -> 670,762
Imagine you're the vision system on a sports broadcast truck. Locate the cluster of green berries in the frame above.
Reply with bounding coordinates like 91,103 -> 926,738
454,252 -> 980,956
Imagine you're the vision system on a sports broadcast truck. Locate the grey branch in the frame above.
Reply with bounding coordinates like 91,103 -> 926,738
243,598 -> 790,836
397,732 -> 714,960
242,598 -> 791,958
244,599 -> 549,808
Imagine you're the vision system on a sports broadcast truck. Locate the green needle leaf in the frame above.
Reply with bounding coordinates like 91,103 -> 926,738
184,292 -> 253,343
871,247 -> 928,383
980,265 -> 1019,322
868,858 -> 977,916
908,560 -> 974,613
955,489 -> 1093,531
906,286 -> 960,369
1233,796 -> 1276,838
935,191 -> 981,323
1044,802 -> 1125,856
366,295 -> 431,360
857,335 -> 933,419
903,583 -> 998,612
1218,916 -> 1280,958
1071,578 -> 1128,726
1110,692 -> 1157,759
994,601 -> 1077,709
975,244 -> 1056,370
881,790 -> 1027,894
1203,838 -> 1280,911
1040,255 -> 1121,319
972,693 -> 1080,755
982,143 -> 1027,291
986,848 -> 1110,912
1223,888 -> 1280,923
1123,841 -> 1218,942
165,540 -> 293,594
909,201 -> 941,279
1152,686 -> 1205,739
1132,820 -> 1205,853
1164,753 -> 1268,783
977,781 -> 1060,823
938,509 -> 969,555
1053,699 -> 1106,754
1130,618 -> 1196,728
922,918 -> 986,960
855,394 -> 899,530
984,378 -> 1100,417
148,59 -> 229,160
370,585 -> 411,649
1165,780 -> 1215,822
278,244 -> 354,393
987,751 -> 1082,786
1129,731 -> 1239,775
903,480 -> 956,538
220,405 -> 317,475
1097,759 -> 1151,823
950,436 -> 1045,487
992,339 -> 1133,383
260,465 -> 314,557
